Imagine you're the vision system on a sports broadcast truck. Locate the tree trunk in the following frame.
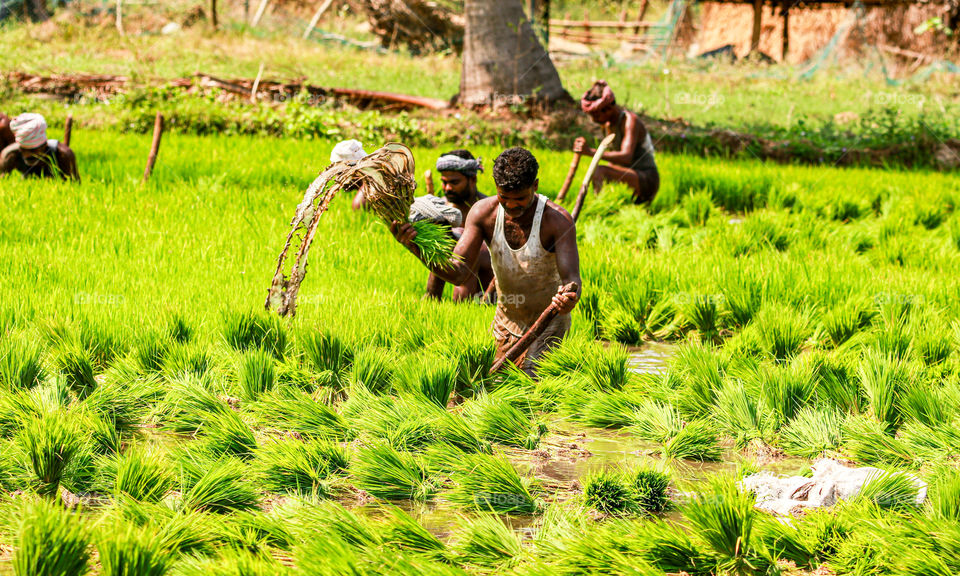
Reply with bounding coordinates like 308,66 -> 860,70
460,0 -> 570,108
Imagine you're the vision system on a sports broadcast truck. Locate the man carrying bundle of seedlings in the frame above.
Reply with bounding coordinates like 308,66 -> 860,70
574,80 -> 658,204
0,113 -> 79,182
392,147 -> 581,376
421,149 -> 494,302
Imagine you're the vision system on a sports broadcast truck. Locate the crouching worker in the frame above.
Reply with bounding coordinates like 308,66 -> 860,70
574,80 -> 657,203
0,113 -> 79,182
422,150 -> 494,302
392,147 -> 581,376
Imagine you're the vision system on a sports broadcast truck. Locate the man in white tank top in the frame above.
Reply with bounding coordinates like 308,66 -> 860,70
391,147 -> 582,376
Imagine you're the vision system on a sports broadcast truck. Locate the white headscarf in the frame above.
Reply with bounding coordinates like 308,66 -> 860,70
10,113 -> 48,149
330,140 -> 367,164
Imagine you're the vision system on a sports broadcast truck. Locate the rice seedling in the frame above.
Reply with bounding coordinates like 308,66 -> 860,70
754,516 -> 817,569
899,382 -> 958,427
293,500 -> 382,549
683,475 -> 772,575
97,520 -> 173,576
914,326 -> 953,366
197,410 -> 258,460
54,343 -> 98,399
779,406 -> 844,458
348,346 -> 396,394
222,310 -> 288,359
178,455 -> 260,514
719,271 -> 763,328
584,343 -> 631,392
255,437 -> 347,496
817,353 -> 864,413
465,392 -> 544,449
857,470 -> 922,511
167,314 -> 193,344
217,510 -> 295,553
346,391 -> 437,450
414,363 -> 458,408
927,468 -> 960,521
601,305 -> 645,346
683,189 -> 713,227
19,410 -> 83,498
449,336 -> 495,396
662,420 -> 723,462
237,348 -> 276,402
757,359 -> 817,429
252,387 -> 350,440
857,348 -> 912,428
631,518 -> 710,574
300,329 -> 354,388
842,414 -> 914,467
582,469 -> 637,515
175,547 -> 289,576
353,443 -> 436,501
12,498 -> 90,576
132,330 -> 168,374
453,513 -> 522,567
448,452 -> 541,514
544,520 -> 658,576
682,294 -> 723,344
0,336 -> 44,389
411,220 -> 460,268
109,446 -> 173,503
753,302 -> 810,361
382,506 -> 448,561
671,343 -> 726,418
630,400 -> 683,442
821,298 -> 873,347
632,467 -> 671,514
431,410 -> 491,454
576,390 -> 648,429
712,379 -> 766,445
159,374 -> 231,434
162,342 -> 213,378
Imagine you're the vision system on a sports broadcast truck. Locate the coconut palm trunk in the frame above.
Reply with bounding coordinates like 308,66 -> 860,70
460,0 -> 570,108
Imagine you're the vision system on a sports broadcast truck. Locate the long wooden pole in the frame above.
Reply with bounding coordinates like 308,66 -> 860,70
489,282 -> 579,375
211,0 -> 218,30
751,0 -> 763,53
571,133 -> 616,222
782,4 -> 790,62
142,112 -> 164,183
63,114 -> 73,147
303,0 -> 335,39
555,152 -> 581,202
251,0 -> 270,27
116,0 -> 124,35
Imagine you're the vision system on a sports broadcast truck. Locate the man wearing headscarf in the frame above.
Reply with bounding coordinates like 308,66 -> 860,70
421,149 -> 494,301
0,113 -> 79,182
574,80 -> 658,203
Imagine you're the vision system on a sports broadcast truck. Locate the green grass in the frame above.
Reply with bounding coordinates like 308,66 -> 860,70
237,349 -> 277,402
13,499 -> 90,576
19,410 -> 83,498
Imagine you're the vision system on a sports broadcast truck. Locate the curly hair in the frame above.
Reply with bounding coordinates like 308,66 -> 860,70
493,147 -> 539,192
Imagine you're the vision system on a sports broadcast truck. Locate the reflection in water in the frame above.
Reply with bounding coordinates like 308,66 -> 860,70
627,341 -> 676,375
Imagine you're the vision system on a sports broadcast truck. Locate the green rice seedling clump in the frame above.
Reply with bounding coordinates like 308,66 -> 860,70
110,446 -> 173,503
382,506 -> 448,561
779,406 -> 844,458
354,443 -> 436,501
97,520 -> 173,576
54,344 -> 98,399
662,420 -> 723,462
252,387 -> 350,440
753,302 -> 810,361
197,409 -> 258,460
222,310 -> 288,358
453,513 -> 522,567
237,348 -> 276,402
411,220 -> 459,268
466,392 -> 544,449
857,470 -> 922,511
582,469 -> 637,515
633,468 -> 671,513
0,336 -> 44,390
349,346 -> 396,394
256,437 -> 347,496
178,455 -> 260,514
19,410 -> 83,498
12,499 -> 90,576
448,452 -> 541,514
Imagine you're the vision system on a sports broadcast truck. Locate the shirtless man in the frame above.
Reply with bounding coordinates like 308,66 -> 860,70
392,147 -> 581,375
0,113 -> 79,182
423,149 -> 494,301
574,80 -> 658,203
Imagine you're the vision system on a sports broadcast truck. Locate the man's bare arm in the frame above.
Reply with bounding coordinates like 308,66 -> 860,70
601,112 -> 640,166
391,202 -> 488,286
550,210 -> 582,314
425,273 -> 446,299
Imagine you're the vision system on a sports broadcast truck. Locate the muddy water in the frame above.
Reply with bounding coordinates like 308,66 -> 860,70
626,341 -> 676,375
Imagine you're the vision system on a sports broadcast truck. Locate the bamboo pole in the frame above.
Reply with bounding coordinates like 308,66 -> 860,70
556,152 -> 581,202
251,0 -> 270,27
63,114 -> 73,147
142,112 -> 164,183
116,0 -> 124,35
571,133 -> 616,222
250,63 -> 264,103
303,0 -> 336,39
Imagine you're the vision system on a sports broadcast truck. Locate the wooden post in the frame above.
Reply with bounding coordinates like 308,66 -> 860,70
251,0 -> 270,27
583,7 -> 591,46
251,63 -> 264,103
244,0 -> 250,21
635,0 -> 650,34
541,0 -> 550,46
142,113 -> 164,183
751,0 -> 763,53
211,0 -> 218,30
116,0 -> 124,35
782,4 -> 790,62
63,114 -> 73,147
303,0 -> 335,39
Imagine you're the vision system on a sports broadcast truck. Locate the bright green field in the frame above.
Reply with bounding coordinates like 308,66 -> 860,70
2,131 -> 960,575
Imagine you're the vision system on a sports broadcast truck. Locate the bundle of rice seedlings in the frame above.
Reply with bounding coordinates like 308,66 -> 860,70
19,410 -> 83,498
671,343 -> 726,418
683,189 -> 713,227
601,305 -> 645,346
821,298 -> 873,348
585,343 -> 631,392
452,513 -> 522,567
167,314 -> 193,344
661,420 -> 722,462
237,349 -> 276,402
0,440 -> 28,492
97,520 -> 173,576
432,410 -> 491,454
220,509 -> 295,554
292,500 -> 382,550
633,468 -> 671,514
255,438 -> 347,496
842,414 -> 913,467
927,468 -> 960,521
382,506 -> 448,561
465,392 -> 544,449
913,326 -> 953,366
682,294 -> 723,344
779,406 -> 844,458
415,364 -> 457,409
757,360 -> 817,429
197,410 -> 258,460
221,310 -> 288,358
54,343 -> 98,399
630,518 -> 709,574
132,330 -> 168,374
754,516 -> 817,569
162,342 -> 212,378
683,475 -> 772,575
448,337 -> 495,397
857,470 -> 922,511
719,270 -> 763,328
448,452 -> 541,514
12,499 -> 90,576
753,302 -> 810,361
857,348 -> 911,428
712,379 -> 765,445
300,330 -> 354,388
252,387 -> 350,440
109,446 -> 173,503
353,443 -> 435,501
159,374 -> 230,434
178,454 -> 260,514
346,391 -> 436,450
546,519 -> 660,575
348,347 -> 395,395
630,400 -> 683,442
175,547 -> 288,576
0,335 -> 44,389
577,390 -> 648,429
582,469 -> 637,515
818,353 -> 864,413
81,374 -> 157,437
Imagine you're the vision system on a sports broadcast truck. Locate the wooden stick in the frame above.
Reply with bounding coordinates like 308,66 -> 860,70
555,152 -> 581,202
424,169 -> 435,196
250,63 -> 264,103
211,0 -> 218,30
63,114 -> 73,147
303,0 -> 335,39
489,282 -> 579,375
142,112 -> 164,183
482,277 -> 497,304
116,0 -> 124,35
571,133 -> 616,222
251,0 -> 270,27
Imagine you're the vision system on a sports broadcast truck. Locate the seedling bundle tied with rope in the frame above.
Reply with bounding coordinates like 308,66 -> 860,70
266,143 -> 458,316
